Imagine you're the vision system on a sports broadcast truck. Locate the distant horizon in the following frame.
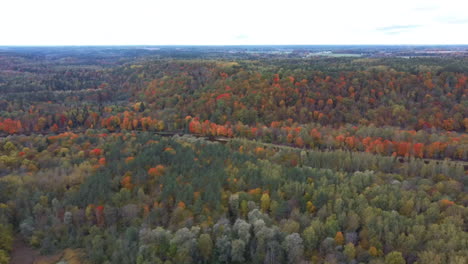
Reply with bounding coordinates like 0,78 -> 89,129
2,44 -> 468,47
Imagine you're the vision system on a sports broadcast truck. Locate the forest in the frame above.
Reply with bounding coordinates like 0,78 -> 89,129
0,46 -> 467,264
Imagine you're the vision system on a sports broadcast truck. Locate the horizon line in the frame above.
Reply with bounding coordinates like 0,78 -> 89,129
1,44 -> 468,47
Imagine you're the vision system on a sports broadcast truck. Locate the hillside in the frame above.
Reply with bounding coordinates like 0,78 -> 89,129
0,47 -> 467,264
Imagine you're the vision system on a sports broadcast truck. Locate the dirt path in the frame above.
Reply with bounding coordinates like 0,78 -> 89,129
9,237 -> 66,264
9,237 -> 38,264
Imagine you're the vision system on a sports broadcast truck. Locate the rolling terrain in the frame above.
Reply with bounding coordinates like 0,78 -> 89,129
0,46 -> 467,264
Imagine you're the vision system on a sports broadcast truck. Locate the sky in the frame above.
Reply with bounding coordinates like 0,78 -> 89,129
1,0 -> 467,45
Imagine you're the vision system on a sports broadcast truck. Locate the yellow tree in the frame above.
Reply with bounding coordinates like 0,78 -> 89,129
260,193 -> 270,213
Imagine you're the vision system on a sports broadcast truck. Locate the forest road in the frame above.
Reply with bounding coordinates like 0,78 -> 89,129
9,237 -> 38,264
9,236 -> 66,264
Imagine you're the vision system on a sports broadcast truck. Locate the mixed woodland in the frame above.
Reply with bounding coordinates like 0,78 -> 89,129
0,47 -> 467,264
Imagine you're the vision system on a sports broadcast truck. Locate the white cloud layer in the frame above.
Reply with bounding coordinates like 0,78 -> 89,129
0,0 -> 467,45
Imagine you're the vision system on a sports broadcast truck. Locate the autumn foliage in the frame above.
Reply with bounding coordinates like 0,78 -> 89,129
0,118 -> 22,134
121,175 -> 133,190
148,165 -> 166,178
0,48 -> 467,264
90,148 -> 103,156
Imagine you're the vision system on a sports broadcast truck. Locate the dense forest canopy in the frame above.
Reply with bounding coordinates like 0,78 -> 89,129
0,46 -> 467,264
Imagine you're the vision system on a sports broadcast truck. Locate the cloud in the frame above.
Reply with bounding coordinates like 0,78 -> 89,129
235,35 -> 249,40
410,6 -> 438,12
375,25 -> 423,35
437,17 -> 468,25
376,25 -> 423,31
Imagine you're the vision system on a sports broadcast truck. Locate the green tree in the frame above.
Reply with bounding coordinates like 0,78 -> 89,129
343,242 -> 356,261
231,239 -> 246,263
283,233 -> 303,264
385,251 -> 406,264
198,234 -> 213,263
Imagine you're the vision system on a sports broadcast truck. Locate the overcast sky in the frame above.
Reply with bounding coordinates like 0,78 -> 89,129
1,0 -> 467,45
